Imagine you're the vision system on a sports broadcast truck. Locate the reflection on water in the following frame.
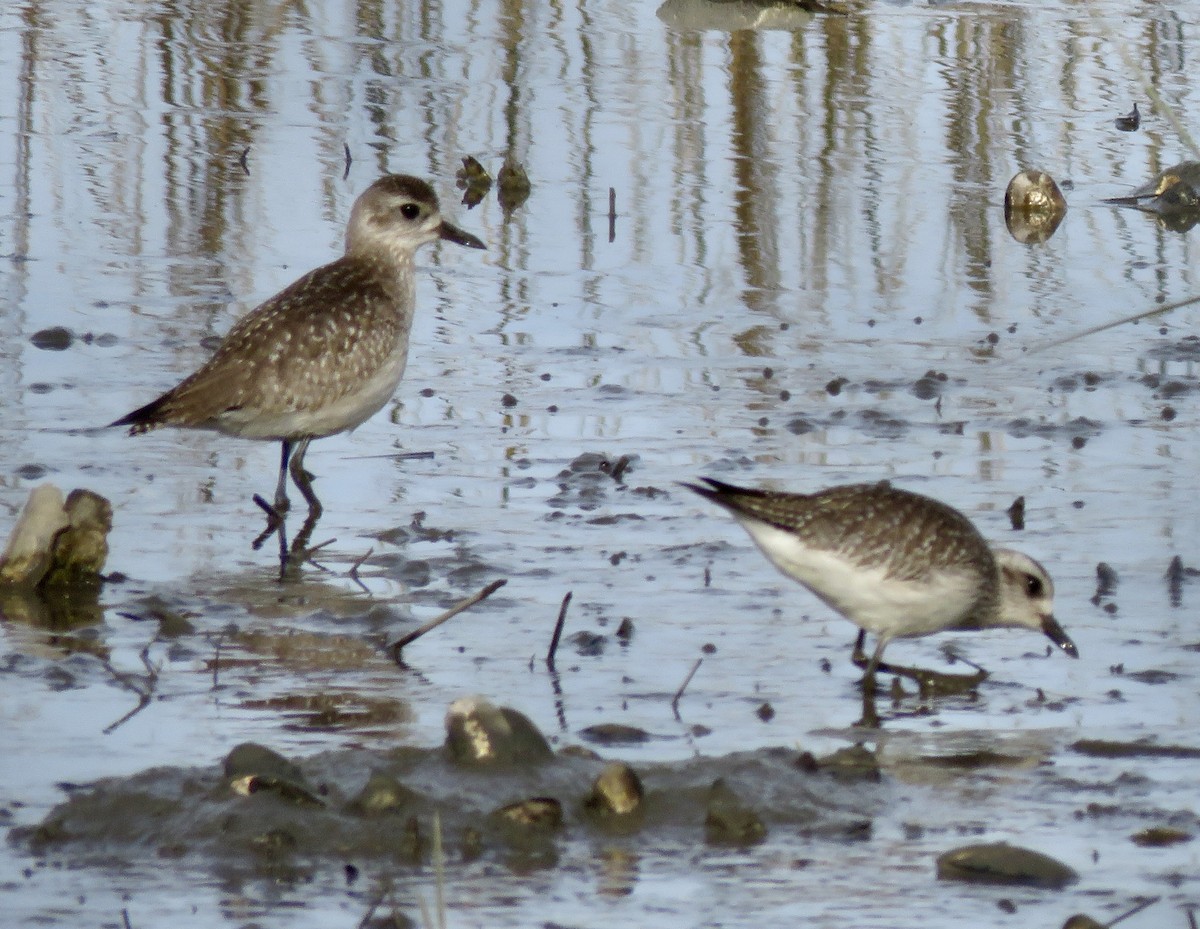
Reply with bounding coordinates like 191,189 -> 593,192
2,1 -> 1200,927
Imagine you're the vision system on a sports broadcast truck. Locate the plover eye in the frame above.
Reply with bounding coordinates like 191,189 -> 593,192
1025,574 -> 1044,598
400,202 -> 421,220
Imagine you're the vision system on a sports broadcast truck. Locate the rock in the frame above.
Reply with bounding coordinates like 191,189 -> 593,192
492,797 -> 563,832
704,779 -> 766,846
223,742 -> 306,783
224,743 -> 322,807
44,490 -> 112,584
346,773 -> 422,817
444,696 -> 553,766
579,723 -> 652,746
819,744 -> 881,782
0,485 -> 70,587
936,842 -> 1078,889
229,774 -> 324,808
1004,169 -> 1068,244
583,761 -> 644,818
496,160 -> 532,212
0,485 -> 112,589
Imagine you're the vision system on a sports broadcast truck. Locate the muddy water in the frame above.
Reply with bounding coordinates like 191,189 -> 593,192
2,0 -> 1200,926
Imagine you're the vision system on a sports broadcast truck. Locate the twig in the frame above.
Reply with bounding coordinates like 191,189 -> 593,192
389,579 -> 507,661
101,645 -> 160,734
1028,292 -> 1200,353
608,187 -> 617,243
209,634 -> 224,689
546,591 -> 572,669
671,657 -> 702,718
122,908 -> 133,929
1109,897 -> 1159,927
357,887 -> 384,929
433,810 -> 446,929
349,547 -> 373,591
349,547 -> 373,580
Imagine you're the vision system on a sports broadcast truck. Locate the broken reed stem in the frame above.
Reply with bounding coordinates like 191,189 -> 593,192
1028,292 -> 1200,353
389,579 -> 507,659
546,591 -> 572,669
672,657 -> 703,714
1108,897 -> 1159,927
433,810 -> 446,929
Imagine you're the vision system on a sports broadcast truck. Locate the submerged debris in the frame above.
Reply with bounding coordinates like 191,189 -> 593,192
1114,103 -> 1140,132
583,761 -> 645,820
496,159 -> 532,213
0,484 -> 112,626
455,155 -> 492,208
936,841 -> 1078,889
705,778 -> 767,846
1004,169 -> 1068,244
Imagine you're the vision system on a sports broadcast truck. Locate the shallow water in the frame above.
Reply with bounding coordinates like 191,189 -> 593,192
2,0 -> 1200,926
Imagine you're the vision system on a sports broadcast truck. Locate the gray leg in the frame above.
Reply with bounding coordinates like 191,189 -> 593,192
273,440 -> 293,513
287,436 -> 322,515
861,636 -> 889,698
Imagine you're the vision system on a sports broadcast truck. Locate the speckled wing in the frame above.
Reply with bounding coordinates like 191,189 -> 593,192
114,256 -> 412,436
685,478 -> 991,582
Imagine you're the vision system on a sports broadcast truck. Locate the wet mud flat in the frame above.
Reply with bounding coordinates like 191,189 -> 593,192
5,341 -> 1200,928
9,702 -> 1198,928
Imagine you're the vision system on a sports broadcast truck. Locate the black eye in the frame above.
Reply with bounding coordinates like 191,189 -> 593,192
400,203 -> 421,220
1025,574 -> 1043,598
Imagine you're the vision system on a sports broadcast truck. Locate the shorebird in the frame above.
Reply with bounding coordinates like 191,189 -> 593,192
684,477 -> 1078,693
1105,161 -> 1200,216
112,174 -> 485,517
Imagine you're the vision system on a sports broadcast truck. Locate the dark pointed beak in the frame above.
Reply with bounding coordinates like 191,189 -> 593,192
438,221 -> 486,250
1041,614 -> 1078,658
1103,193 -> 1154,209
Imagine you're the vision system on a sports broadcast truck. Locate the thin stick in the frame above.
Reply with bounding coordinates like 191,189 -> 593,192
1109,897 -> 1159,927
1028,292 -> 1200,353
433,810 -> 446,929
608,187 -> 617,243
546,591 -> 572,669
389,579 -> 507,660
122,909 -> 133,929
356,889 -> 382,929
349,547 -> 373,591
672,657 -> 702,716
210,635 -> 223,689
101,644 -> 159,733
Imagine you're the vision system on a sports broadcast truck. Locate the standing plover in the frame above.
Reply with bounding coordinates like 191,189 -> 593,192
113,175 -> 485,516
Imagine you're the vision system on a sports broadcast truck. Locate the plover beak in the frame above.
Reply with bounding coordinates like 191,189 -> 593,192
1041,614 -> 1078,658
438,221 -> 487,250
1102,193 -> 1154,208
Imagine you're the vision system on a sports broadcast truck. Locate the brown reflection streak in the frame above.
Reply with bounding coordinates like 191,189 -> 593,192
941,15 -> 1016,308
728,31 -> 780,313
152,2 -> 274,265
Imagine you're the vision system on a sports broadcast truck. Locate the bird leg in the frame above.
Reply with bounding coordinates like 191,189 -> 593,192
273,440 -> 294,513
849,635 -> 889,729
851,629 -> 904,680
851,630 -> 988,699
860,635 -> 888,698
287,436 -> 323,516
